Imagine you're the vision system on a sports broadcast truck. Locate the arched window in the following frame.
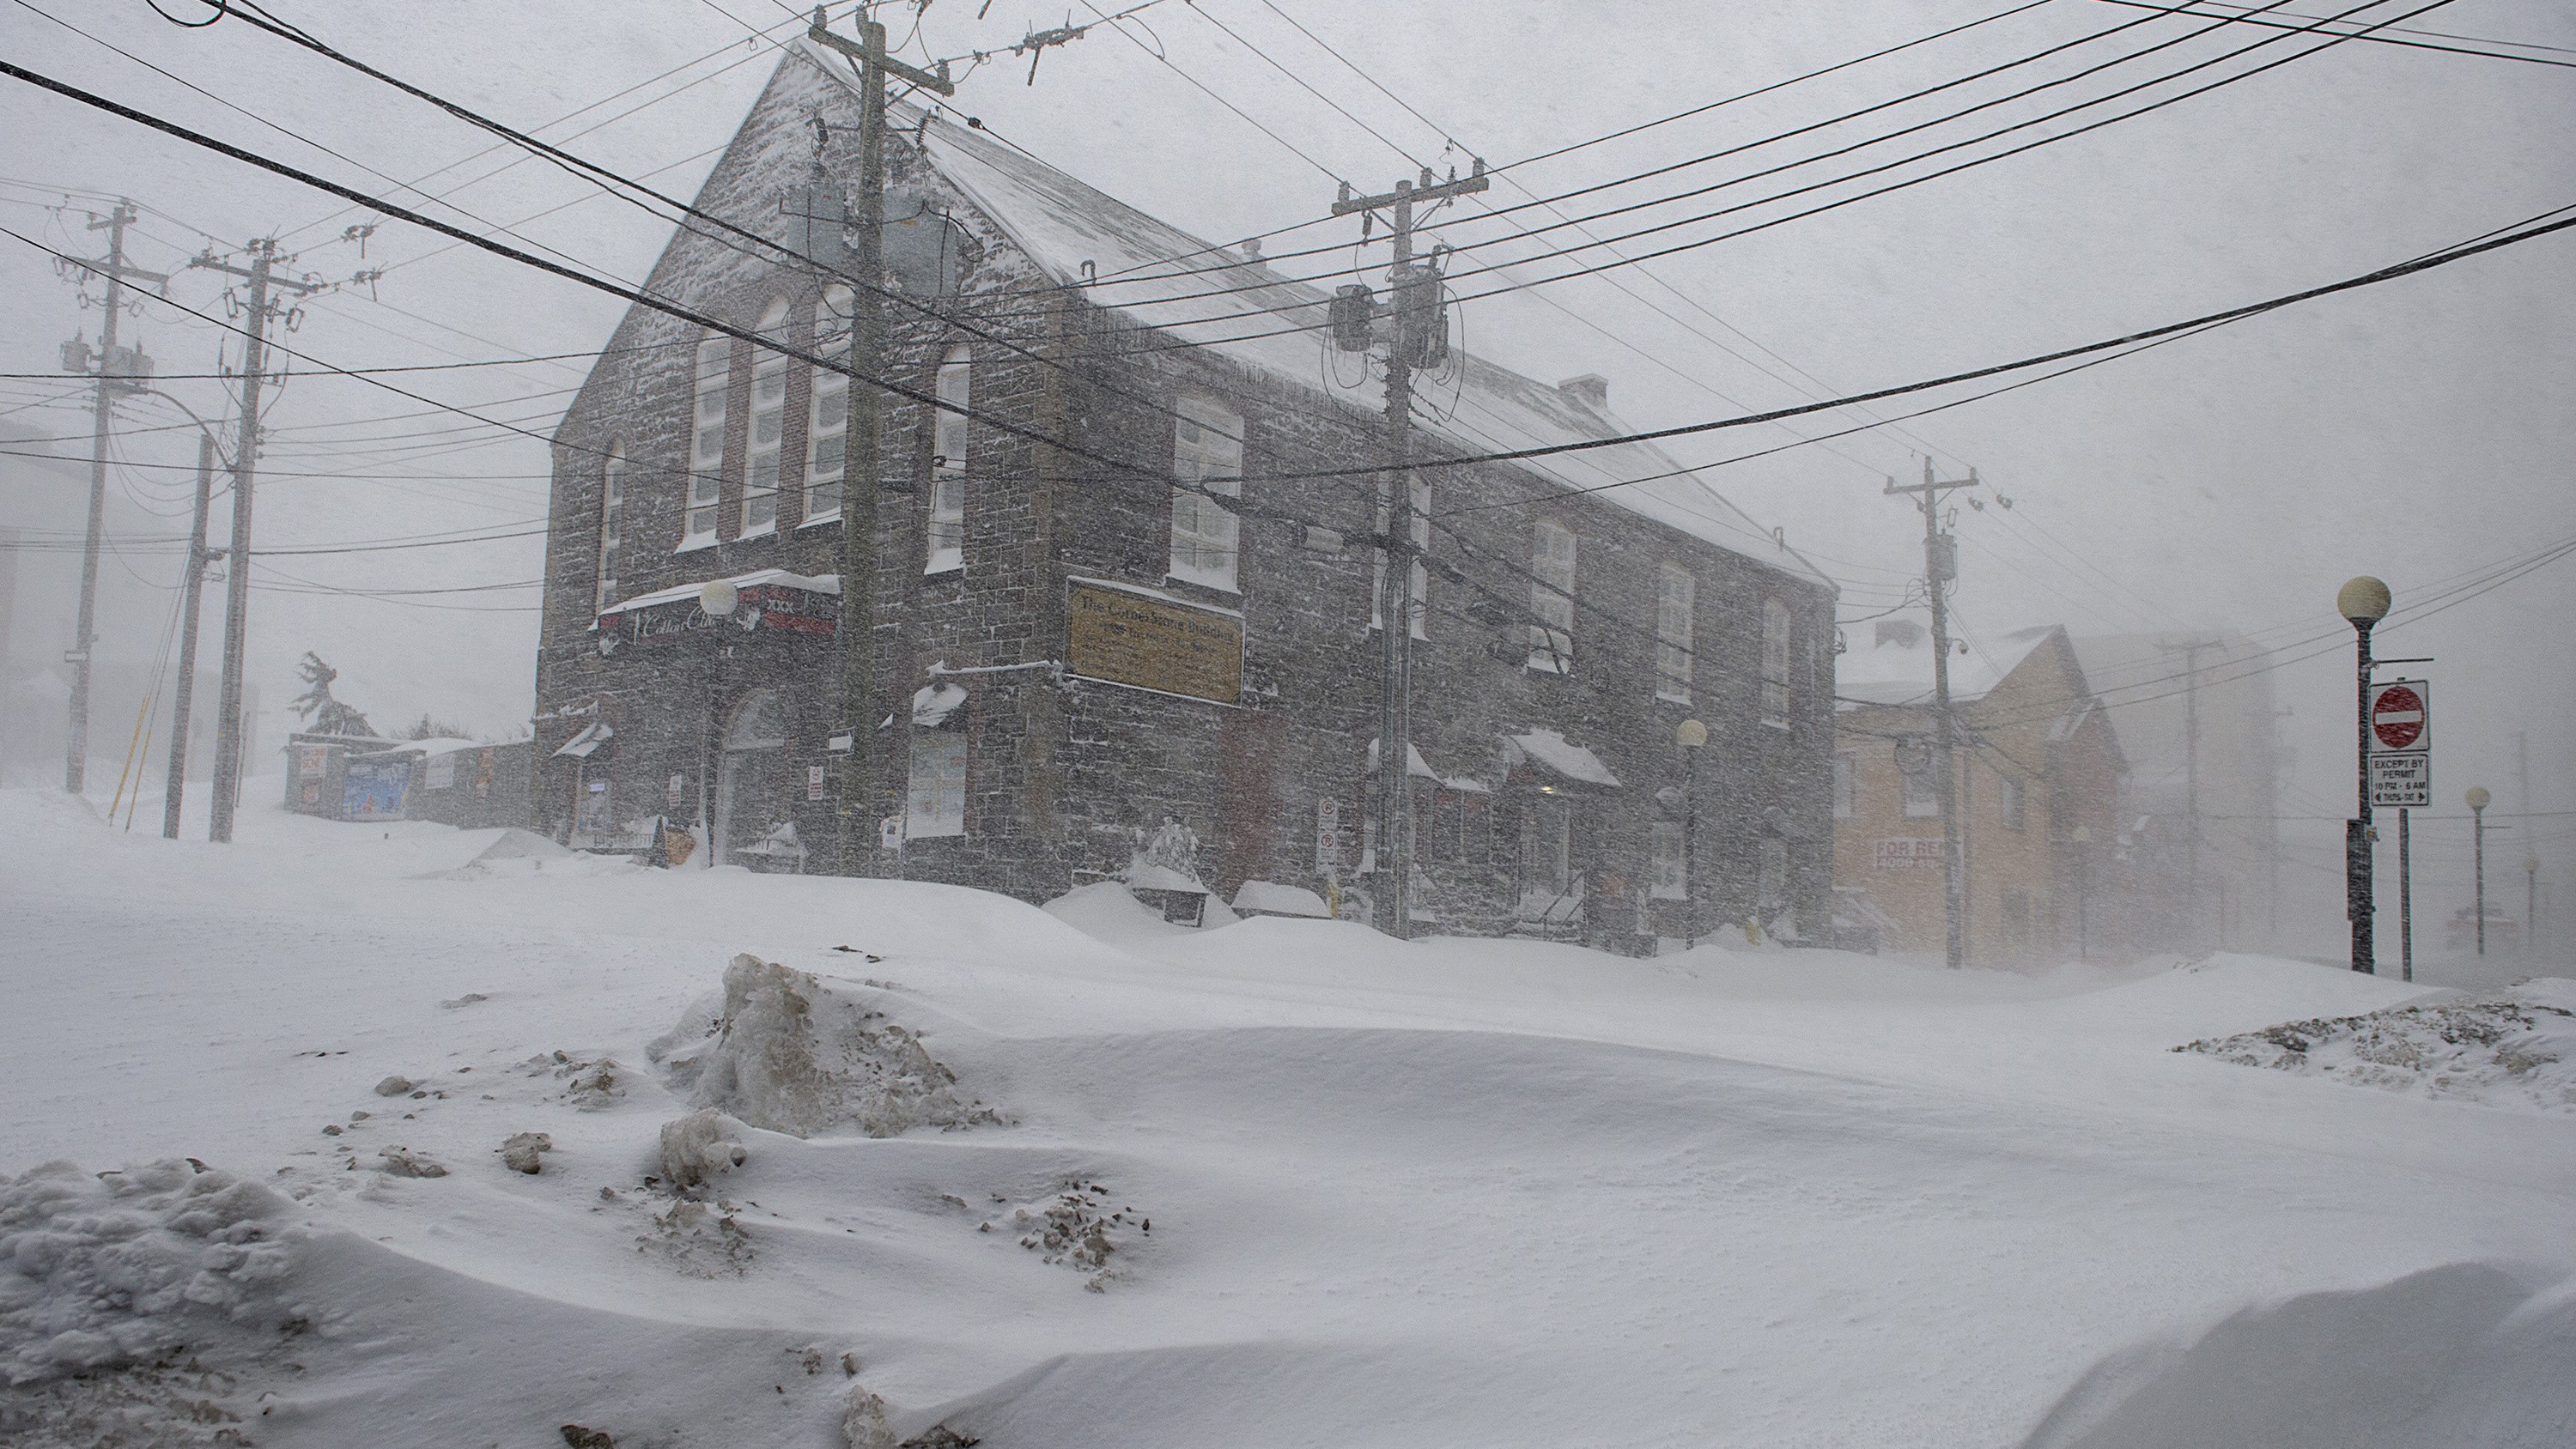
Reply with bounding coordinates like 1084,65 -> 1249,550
1528,519 -> 1575,670
740,299 -> 790,537
1761,595 -> 1792,727
805,285 -> 853,524
926,343 -> 969,573
594,443 -> 624,613
683,330 -> 729,548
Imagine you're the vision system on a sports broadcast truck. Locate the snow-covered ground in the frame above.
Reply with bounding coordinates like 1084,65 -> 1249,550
3,783 -> 2571,1448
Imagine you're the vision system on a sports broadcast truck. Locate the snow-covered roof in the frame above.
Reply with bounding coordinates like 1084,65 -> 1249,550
1504,727 -> 1622,790
600,568 -> 840,618
1835,619 -> 2059,709
791,45 -> 1826,589
1367,737 -> 1490,793
552,722 -> 612,759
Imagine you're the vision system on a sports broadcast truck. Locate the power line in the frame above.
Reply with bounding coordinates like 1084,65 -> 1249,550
2093,0 -> 2576,67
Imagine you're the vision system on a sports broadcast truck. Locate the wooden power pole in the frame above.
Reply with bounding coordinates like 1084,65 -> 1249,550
1886,459 -> 1980,968
805,6 -> 955,875
1332,161 -> 1486,939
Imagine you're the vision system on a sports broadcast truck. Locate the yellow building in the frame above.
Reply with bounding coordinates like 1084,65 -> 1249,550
1832,621 -> 2126,965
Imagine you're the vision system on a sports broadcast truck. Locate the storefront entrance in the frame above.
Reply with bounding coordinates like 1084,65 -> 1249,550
714,690 -> 787,867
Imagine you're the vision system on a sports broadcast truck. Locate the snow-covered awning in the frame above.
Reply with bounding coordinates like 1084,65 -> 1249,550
1365,738 -> 1489,793
595,569 -> 841,640
912,681 -> 969,728
554,720 -> 614,758
1504,728 -> 1622,791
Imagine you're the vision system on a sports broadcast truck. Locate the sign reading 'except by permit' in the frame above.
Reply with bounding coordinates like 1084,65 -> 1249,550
2370,750 -> 2431,808
1066,579 -> 1242,705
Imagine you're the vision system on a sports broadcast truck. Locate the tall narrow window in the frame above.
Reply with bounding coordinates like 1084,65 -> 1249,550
1369,475 -> 1430,638
1529,519 -> 1576,670
1999,773 -> 2026,831
1169,397 -> 1243,591
805,286 -> 852,524
1902,749 -> 1939,817
594,444 -> 624,613
1656,562 -> 1694,702
1760,595 -> 1792,726
684,331 -> 729,548
1518,798 -> 1572,904
906,734 -> 967,838
1833,755 -> 1855,819
927,343 -> 969,573
740,299 -> 789,537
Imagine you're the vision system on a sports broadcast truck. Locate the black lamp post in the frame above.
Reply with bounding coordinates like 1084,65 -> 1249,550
2338,576 -> 2390,973
2467,785 -> 2490,956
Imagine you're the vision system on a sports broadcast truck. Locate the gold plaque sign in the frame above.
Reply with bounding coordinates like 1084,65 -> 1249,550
1066,579 -> 1242,705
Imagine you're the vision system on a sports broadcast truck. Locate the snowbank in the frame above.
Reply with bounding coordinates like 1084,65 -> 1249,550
0,1160 -> 307,1386
2175,978 -> 2576,1112
649,954 -> 1000,1137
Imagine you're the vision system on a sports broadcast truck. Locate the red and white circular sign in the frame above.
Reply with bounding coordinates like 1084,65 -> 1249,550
2371,683 -> 2426,751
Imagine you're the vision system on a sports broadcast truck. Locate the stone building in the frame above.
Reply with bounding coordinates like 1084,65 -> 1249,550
530,43 -> 1839,951
1832,620 -> 2126,963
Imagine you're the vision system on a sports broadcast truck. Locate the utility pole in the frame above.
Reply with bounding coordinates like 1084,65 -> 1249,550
192,239 -> 323,842
2518,731 -> 2537,960
59,200 -> 167,795
161,432 -> 219,838
1333,160 -> 1486,939
1886,459 -> 1979,969
2160,634 -> 2221,949
2397,806 -> 2412,983
806,7 -> 954,877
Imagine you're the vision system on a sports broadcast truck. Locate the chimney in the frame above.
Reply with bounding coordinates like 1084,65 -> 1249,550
1237,236 -> 1262,263
1557,373 -> 1608,409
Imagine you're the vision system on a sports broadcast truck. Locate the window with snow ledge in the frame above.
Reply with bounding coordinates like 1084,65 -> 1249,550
1760,595 -> 1792,727
1168,396 -> 1243,593
803,285 -> 852,526
926,343 -> 969,573
683,330 -> 728,549
1528,518 -> 1575,670
906,733 -> 966,839
738,298 -> 789,539
1656,561 -> 1693,703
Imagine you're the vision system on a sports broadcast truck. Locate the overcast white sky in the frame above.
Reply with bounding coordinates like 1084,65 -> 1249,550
3,0 -> 2570,950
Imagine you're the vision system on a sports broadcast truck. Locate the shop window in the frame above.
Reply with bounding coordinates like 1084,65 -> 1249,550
1656,562 -> 1693,702
1649,820 -> 1686,900
1169,396 -> 1243,591
1528,519 -> 1575,670
805,286 -> 851,524
683,331 -> 729,548
740,298 -> 788,537
594,444 -> 623,613
906,733 -> 967,838
927,343 -> 969,573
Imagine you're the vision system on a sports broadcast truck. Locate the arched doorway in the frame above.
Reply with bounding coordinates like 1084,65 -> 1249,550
714,689 -> 787,867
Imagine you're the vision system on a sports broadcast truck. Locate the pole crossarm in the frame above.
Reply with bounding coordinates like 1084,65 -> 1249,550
1334,160 -> 1489,217
807,8 -> 957,94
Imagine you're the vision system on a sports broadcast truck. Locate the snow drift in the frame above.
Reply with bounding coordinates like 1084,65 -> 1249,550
2174,978 -> 2576,1112
0,1160 -> 307,1387
650,954 -> 1000,1137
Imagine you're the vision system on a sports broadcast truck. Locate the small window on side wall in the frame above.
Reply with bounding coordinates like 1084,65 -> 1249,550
927,343 -> 969,573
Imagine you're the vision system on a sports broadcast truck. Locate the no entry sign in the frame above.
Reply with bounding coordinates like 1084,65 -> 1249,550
2368,680 -> 2429,754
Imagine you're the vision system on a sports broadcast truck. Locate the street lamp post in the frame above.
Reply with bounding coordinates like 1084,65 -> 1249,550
2467,785 -> 2490,956
2338,576 -> 2391,974
1677,718 -> 1707,949
2070,823 -> 2091,961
